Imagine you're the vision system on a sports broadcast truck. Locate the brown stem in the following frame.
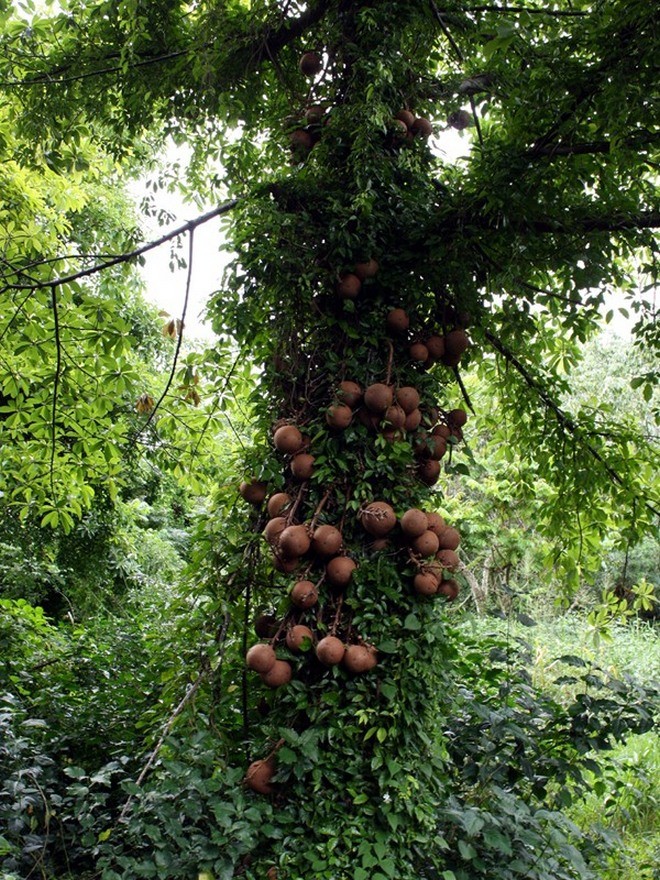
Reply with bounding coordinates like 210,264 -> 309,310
330,595 -> 344,635
309,488 -> 332,530
384,339 -> 394,386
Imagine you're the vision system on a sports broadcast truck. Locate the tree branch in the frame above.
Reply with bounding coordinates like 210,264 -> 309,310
50,284 -> 62,501
1,200 -> 239,294
466,4 -> 589,15
483,329 -> 660,518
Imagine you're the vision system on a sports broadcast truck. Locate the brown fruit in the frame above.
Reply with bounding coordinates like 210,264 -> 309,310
448,109 -> 472,130
264,516 -> 287,544
429,436 -> 447,460
245,758 -> 275,794
273,554 -> 299,574
316,635 -> 345,666
357,407 -> 381,432
442,329 -> 470,365
299,51 -> 323,76
354,258 -> 379,280
396,386 -> 420,414
273,425 -> 303,454
267,493 -> 292,518
370,537 -> 390,552
448,408 -> 467,427
386,308 -> 409,334
425,335 -> 445,360
260,660 -> 293,688
412,116 -> 433,137
290,580 -> 318,608
289,129 -> 313,152
433,424 -> 451,440
426,511 -> 446,536
337,273 -> 361,299
383,404 -> 406,429
437,549 -> 460,570
312,524 -> 343,557
326,403 -> 353,429
304,105 -> 325,123
337,380 -> 362,408
240,480 -> 267,505
449,425 -> 464,443
437,526 -> 460,550
411,530 -> 440,557
404,408 -> 422,432
418,459 -> 441,485
279,524 -> 310,558
246,643 -> 277,673
414,571 -> 440,596
391,118 -> 409,138
343,644 -> 377,673
400,508 -> 429,538
438,578 -> 460,600
291,453 -> 315,480
364,383 -> 394,413
382,427 -> 405,443
325,555 -> 356,588
410,342 -> 429,363
286,625 -> 314,652
360,501 -> 396,537
254,614 -> 279,639
395,109 -> 415,128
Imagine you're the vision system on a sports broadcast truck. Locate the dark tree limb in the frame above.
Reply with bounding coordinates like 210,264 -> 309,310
483,329 -> 660,518
466,4 -> 589,15
50,284 -> 62,500
1,200 -> 239,293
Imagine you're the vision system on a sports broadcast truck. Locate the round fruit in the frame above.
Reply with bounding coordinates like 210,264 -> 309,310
411,530 -> 440,557
404,408 -> 422,432
240,480 -> 267,504
360,501 -> 396,537
312,524 -> 343,557
246,643 -> 277,673
426,511 -> 446,536
410,342 -> 429,363
343,644 -> 377,673
438,526 -> 460,550
414,571 -> 440,596
254,614 -> 279,638
316,635 -> 345,666
299,51 -> 322,76
273,554 -> 299,574
448,408 -> 467,427
433,424 -> 451,440
261,660 -> 293,688
437,549 -> 460,570
354,258 -> 379,280
264,516 -> 287,544
337,380 -> 362,408
246,758 -> 275,794
326,403 -> 353,429
412,116 -> 433,137
370,537 -> 390,552
289,129 -> 313,151
383,404 -> 406,429
386,308 -> 409,334
396,386 -> 420,414
337,273 -> 361,299
391,118 -> 409,138
395,109 -> 415,128
438,578 -> 460,600
400,508 -> 429,538
267,493 -> 292,518
279,524 -> 310,558
429,436 -> 447,461
418,459 -> 441,485
425,335 -> 445,360
364,383 -> 394,413
325,556 -> 356,588
442,329 -> 470,365
273,425 -> 303,454
286,625 -> 314,652
291,453 -> 315,480
358,408 -> 381,431
304,105 -> 325,123
447,109 -> 472,130
290,580 -> 318,608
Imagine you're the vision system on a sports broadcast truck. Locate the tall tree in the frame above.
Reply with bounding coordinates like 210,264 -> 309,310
0,1 -> 658,877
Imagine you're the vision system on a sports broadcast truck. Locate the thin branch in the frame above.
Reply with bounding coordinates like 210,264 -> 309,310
50,285 -> 62,500
429,0 -> 465,62
133,231 -> 196,441
2,200 -> 239,294
466,4 -> 589,15
483,329 -> 660,518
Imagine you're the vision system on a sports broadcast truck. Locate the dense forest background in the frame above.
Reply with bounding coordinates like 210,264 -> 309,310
0,0 -> 658,878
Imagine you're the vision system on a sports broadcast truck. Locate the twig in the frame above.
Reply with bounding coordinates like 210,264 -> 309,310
466,4 -> 589,15
429,0 -> 465,62
49,285 -> 62,500
452,365 -> 475,413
